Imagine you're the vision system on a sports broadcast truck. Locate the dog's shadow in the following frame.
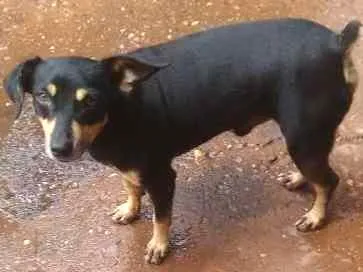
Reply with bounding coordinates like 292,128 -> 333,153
165,160 -> 280,253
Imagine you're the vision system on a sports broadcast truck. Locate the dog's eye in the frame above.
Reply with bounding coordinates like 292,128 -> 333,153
83,95 -> 97,108
35,90 -> 50,103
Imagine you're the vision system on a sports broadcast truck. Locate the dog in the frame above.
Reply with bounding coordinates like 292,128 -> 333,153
3,18 -> 361,264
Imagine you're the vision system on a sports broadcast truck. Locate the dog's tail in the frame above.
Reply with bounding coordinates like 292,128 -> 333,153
338,20 -> 361,94
339,20 -> 361,52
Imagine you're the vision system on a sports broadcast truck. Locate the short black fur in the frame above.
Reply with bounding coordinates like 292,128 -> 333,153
3,18 -> 361,264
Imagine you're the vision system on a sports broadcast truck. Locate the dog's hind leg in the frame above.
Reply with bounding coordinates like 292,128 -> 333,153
277,81 -> 354,231
279,111 -> 341,232
289,145 -> 338,232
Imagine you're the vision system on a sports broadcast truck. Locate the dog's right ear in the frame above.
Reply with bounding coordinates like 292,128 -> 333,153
3,57 -> 42,119
101,55 -> 169,93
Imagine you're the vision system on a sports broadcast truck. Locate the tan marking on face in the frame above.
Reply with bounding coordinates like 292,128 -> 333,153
47,83 -> 57,96
71,116 -> 108,147
38,118 -> 56,158
75,88 -> 88,101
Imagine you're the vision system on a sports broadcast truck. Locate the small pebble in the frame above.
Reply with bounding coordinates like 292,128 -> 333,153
108,173 -> 119,178
268,156 -> 278,163
194,149 -> 205,162
346,179 -> 354,186
235,157 -> 242,163
23,239 -> 32,246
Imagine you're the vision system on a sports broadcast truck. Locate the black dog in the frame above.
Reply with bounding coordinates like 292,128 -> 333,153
3,18 -> 361,264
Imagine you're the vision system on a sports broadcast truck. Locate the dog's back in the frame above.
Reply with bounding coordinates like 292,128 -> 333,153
125,18 -> 359,153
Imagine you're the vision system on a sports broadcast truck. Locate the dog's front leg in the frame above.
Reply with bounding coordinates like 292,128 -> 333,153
110,170 -> 144,224
144,164 -> 176,264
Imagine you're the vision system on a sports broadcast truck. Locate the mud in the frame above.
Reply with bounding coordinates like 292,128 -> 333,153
0,0 -> 363,271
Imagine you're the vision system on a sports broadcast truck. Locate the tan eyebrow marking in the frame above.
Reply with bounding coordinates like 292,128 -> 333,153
75,88 -> 88,101
47,83 -> 57,96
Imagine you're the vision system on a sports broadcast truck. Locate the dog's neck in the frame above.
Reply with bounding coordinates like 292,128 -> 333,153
88,92 -> 145,166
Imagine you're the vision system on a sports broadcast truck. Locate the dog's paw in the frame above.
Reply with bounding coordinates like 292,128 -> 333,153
295,210 -> 325,232
279,171 -> 306,191
109,203 -> 139,225
144,237 -> 169,265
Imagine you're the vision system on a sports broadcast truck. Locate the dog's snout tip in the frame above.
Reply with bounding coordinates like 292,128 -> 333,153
50,142 -> 73,158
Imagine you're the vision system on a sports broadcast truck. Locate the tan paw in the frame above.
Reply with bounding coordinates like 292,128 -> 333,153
144,237 -> 169,265
109,203 -> 139,225
295,210 -> 325,232
279,171 -> 306,191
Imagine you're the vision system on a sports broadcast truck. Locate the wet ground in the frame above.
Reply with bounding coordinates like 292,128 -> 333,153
1,0 -> 363,271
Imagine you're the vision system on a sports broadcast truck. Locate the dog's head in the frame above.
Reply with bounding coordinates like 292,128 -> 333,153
3,55 -> 166,161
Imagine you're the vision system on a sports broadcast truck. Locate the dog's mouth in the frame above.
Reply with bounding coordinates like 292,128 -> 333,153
46,140 -> 89,162
54,154 -> 81,162
40,116 -> 108,162
52,149 -> 83,162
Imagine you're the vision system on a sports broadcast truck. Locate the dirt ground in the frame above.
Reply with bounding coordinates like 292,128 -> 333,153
0,0 -> 363,271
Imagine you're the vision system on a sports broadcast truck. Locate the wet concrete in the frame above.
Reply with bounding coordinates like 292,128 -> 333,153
0,0 -> 363,271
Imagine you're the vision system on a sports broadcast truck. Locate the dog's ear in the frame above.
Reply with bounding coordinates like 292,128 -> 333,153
3,57 -> 42,119
101,56 -> 168,92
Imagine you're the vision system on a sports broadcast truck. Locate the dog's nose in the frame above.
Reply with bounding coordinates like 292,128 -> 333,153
51,141 -> 73,158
